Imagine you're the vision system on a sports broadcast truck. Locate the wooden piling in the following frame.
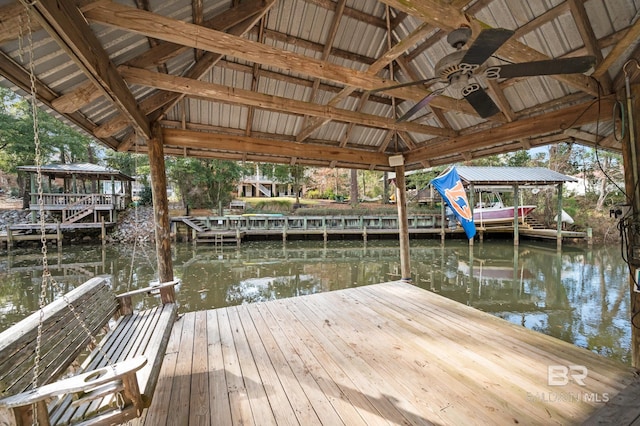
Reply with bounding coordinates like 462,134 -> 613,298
148,123 -> 174,283
394,163 -> 411,281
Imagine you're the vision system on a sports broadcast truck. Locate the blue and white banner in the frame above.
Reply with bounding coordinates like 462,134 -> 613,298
431,167 -> 476,239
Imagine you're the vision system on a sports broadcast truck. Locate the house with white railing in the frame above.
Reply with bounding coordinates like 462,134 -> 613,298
237,164 -> 293,198
17,163 -> 134,225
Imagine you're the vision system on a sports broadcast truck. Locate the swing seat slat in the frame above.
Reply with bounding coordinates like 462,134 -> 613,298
0,276 -> 178,426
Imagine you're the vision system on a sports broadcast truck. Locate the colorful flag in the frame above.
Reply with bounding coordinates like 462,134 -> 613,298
431,167 -> 476,239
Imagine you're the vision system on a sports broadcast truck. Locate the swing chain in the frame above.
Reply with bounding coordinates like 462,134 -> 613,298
17,4 -> 118,418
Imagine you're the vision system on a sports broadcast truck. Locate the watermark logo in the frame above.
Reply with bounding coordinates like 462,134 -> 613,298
548,365 -> 588,386
525,365 -> 609,404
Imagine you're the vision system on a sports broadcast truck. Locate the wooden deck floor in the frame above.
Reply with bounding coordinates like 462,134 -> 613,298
132,281 -> 636,425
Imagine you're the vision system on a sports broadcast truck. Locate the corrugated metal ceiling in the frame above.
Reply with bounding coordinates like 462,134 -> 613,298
0,0 -> 637,170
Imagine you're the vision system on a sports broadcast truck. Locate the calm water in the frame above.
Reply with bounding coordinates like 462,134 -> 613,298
0,240 -> 631,364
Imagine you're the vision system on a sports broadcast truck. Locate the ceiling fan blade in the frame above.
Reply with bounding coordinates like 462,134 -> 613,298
462,83 -> 500,118
485,56 -> 596,79
397,88 -> 445,122
369,77 -> 440,94
461,28 -> 514,66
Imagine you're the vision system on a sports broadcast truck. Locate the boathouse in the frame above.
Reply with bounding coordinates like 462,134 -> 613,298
5,163 -> 135,246
455,166 -> 581,245
1,0 -> 640,424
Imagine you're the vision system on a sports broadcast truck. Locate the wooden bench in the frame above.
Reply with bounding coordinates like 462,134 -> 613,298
0,275 -> 179,425
229,200 -> 246,211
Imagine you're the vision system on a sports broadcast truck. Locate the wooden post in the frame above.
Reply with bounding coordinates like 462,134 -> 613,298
282,220 -> 287,242
440,198 -> 445,243
513,184 -> 519,246
394,164 -> 411,282
621,80 -> 640,368
30,174 -> 36,223
556,183 -> 563,250
148,124 -> 174,283
468,184 -> 474,247
101,217 -> 106,245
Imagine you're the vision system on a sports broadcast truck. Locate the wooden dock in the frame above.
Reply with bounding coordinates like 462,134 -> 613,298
172,215 -> 588,245
132,281 -> 635,425
0,222 -> 115,248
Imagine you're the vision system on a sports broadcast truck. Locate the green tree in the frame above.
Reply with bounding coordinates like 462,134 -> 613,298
167,157 -> 244,210
506,150 -> 531,166
104,151 -> 146,177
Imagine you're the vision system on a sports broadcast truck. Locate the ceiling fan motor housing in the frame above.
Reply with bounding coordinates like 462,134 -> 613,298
434,50 -> 478,86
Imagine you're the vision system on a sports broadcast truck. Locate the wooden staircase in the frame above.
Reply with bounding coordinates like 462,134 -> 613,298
181,217 -> 209,233
524,217 -> 546,229
62,195 -> 95,224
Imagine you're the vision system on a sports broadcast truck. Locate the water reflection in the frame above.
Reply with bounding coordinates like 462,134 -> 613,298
0,240 -> 631,364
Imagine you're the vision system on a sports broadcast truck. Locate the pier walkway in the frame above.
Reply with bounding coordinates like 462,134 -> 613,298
172,214 -> 587,244
132,281 -> 634,425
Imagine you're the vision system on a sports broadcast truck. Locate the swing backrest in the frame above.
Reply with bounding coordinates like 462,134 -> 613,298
0,276 -> 118,396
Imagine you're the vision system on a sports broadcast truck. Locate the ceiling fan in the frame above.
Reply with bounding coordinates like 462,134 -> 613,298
373,26 -> 596,122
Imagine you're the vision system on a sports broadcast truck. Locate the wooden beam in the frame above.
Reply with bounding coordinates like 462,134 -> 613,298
82,1 -> 464,109
297,0 -> 347,139
262,27 -> 375,66
511,2 -> 570,40
568,0 -> 611,92
119,66 -> 455,137
127,0 -> 267,69
486,80 -> 516,122
28,0 -> 151,138
53,0 -> 270,117
51,81 -> 101,113
377,0 -> 599,96
95,0 -> 274,139
94,90 -> 177,138
304,0 -> 388,29
406,97 -> 616,162
162,128 -> 390,167
593,18 -> 640,79
0,49 -> 119,150
296,21 -> 437,142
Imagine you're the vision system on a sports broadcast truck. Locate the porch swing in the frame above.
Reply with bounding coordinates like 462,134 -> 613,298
0,4 -> 178,425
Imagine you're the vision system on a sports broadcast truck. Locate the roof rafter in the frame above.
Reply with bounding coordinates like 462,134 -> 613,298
406,97 -> 616,163
162,128 -> 389,167
27,0 -> 151,138
377,0 -> 599,97
82,1 -> 473,113
119,65 -> 455,138
0,49 -> 119,150
94,0 -> 275,141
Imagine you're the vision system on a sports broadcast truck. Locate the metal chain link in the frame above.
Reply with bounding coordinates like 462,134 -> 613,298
17,6 -> 118,423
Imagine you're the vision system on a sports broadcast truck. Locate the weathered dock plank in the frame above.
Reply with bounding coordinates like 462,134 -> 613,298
132,281 -> 636,425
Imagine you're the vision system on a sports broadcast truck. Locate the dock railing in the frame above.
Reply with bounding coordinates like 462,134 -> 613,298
28,193 -> 127,211
179,214 -> 439,232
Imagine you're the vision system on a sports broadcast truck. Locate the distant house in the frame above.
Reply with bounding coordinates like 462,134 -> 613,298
17,162 -> 134,224
237,164 -> 294,198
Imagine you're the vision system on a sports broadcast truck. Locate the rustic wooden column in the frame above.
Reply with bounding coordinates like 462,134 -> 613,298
440,199 -> 446,243
394,164 -> 411,281
468,184 -> 474,247
621,81 -> 640,368
556,183 -> 563,250
513,184 -> 519,246
148,124 -> 174,284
